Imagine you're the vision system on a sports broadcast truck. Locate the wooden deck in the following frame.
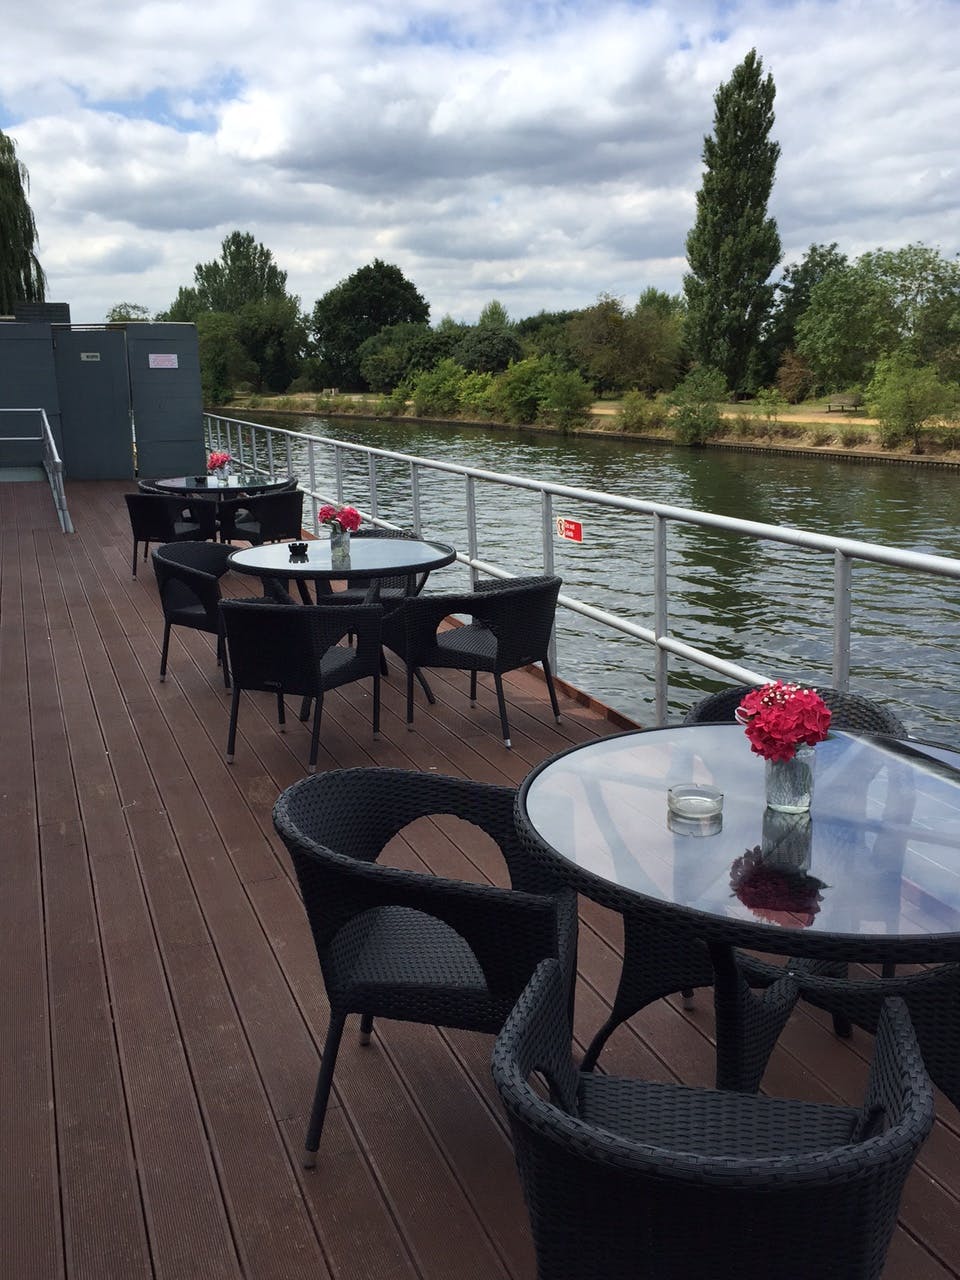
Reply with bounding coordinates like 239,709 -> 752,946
2,478 -> 959,1280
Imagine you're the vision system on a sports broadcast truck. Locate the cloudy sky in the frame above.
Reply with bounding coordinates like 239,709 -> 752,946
2,0 -> 957,326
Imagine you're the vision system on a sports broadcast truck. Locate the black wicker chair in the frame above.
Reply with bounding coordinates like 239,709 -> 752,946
217,488 -> 304,546
579,685 -> 909,1071
381,574 -> 563,747
683,683 -> 907,736
151,542 -> 234,684
272,767 -> 579,1167
125,491 -> 217,576
493,958 -> 933,1280
219,599 -> 383,771
322,526 -> 434,605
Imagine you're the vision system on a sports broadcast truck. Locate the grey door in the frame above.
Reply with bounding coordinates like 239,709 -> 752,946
0,323 -> 62,467
53,328 -> 133,479
126,324 -> 205,479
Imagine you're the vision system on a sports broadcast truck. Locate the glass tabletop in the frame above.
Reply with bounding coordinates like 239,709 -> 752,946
518,725 -> 960,957
228,536 -> 457,580
154,474 -> 291,494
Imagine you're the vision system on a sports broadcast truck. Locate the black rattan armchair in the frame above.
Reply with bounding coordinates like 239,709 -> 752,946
493,958 -> 933,1280
151,542 -> 234,683
272,767 -> 579,1167
217,488 -> 304,545
126,491 -> 217,576
683,683 -> 907,736
219,599 -> 382,771
382,574 -> 563,747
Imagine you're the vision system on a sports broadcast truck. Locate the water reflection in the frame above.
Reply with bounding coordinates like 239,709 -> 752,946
247,413 -> 960,744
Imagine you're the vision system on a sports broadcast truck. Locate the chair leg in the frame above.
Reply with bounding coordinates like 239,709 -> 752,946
542,656 -> 562,724
132,540 -> 139,577
469,670 -> 478,706
159,621 -> 171,680
405,663 -> 415,730
225,685 -> 242,762
277,691 -> 286,730
372,671 -> 381,739
493,674 -> 512,748
414,667 -> 435,704
308,692 -> 323,772
359,1012 -> 374,1045
303,1011 -> 347,1168
299,695 -> 312,721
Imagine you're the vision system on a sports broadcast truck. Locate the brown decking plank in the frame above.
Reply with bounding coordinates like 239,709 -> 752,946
54,529 -> 333,1279
36,529 -> 245,1280
20,532 -> 154,1279
0,530 -> 63,1280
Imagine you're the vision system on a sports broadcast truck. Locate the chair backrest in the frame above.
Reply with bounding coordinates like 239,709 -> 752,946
219,489 -> 304,543
151,542 -> 233,626
683,683 -> 906,736
342,527 -> 431,596
272,768 -> 569,998
219,599 -> 382,696
468,575 -> 562,666
493,958 -> 934,1280
126,491 -> 182,541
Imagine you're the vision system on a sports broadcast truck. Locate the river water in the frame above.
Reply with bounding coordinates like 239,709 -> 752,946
249,413 -> 960,744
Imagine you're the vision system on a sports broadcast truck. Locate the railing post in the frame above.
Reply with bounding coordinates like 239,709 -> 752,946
285,435 -> 293,479
410,463 -> 422,535
307,440 -> 318,533
266,431 -> 274,479
832,550 -> 852,690
653,513 -> 669,726
466,476 -> 478,589
541,491 -> 557,673
368,454 -> 378,521
334,446 -> 344,503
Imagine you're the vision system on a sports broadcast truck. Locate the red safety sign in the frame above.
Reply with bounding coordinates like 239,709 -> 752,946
556,517 -> 583,543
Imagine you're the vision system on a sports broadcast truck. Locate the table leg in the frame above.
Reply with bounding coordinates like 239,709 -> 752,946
709,942 -> 798,1093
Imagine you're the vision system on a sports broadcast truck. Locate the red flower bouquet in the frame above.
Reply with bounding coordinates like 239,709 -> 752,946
735,681 -> 831,762
318,504 -> 362,533
729,846 -> 828,928
207,450 -> 231,472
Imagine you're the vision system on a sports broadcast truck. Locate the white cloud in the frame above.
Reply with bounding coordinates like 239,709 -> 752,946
2,0 -> 958,325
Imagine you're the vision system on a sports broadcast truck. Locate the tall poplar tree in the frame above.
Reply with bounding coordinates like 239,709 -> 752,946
0,129 -> 46,313
683,49 -> 781,394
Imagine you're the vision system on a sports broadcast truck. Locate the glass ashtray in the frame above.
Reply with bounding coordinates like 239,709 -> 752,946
667,784 -> 724,819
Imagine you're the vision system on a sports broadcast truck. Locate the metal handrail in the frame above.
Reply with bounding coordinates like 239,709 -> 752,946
206,412 -> 960,726
0,408 -> 73,532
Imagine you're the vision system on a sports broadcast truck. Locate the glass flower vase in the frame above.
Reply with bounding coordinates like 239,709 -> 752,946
214,465 -> 230,487
764,744 -> 815,813
329,526 -> 350,566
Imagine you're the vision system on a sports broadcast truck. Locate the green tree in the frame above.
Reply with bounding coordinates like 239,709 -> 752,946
683,49 -> 781,395
796,265 -> 900,390
310,259 -> 429,389
536,367 -> 595,430
630,289 -> 686,392
477,299 -> 512,328
192,230 -> 291,313
865,353 -> 955,453
105,302 -> 152,322
566,294 -> 632,393
195,313 -> 256,403
451,324 -> 524,374
763,242 -> 848,376
409,358 -> 465,417
0,129 -> 46,312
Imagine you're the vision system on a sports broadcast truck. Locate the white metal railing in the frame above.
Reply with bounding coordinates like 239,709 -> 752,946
0,407 -> 73,533
205,412 -> 960,727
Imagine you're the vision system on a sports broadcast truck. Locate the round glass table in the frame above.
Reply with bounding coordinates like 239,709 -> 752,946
518,724 -> 960,963
228,536 -> 458,600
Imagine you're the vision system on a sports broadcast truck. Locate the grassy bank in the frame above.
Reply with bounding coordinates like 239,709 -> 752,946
218,391 -> 960,465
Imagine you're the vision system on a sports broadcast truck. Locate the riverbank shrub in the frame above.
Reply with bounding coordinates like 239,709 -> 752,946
617,390 -> 671,431
489,357 -> 549,424
410,359 -> 466,417
866,354 -> 956,453
668,366 -> 728,445
536,368 -> 595,429
457,370 -> 497,419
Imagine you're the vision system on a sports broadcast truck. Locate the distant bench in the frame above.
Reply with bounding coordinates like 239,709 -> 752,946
825,395 -> 863,413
